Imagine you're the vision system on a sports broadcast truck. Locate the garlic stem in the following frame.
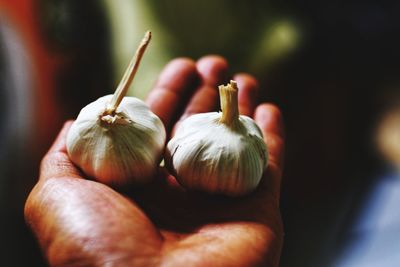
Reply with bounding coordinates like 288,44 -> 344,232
219,80 -> 239,126
106,31 -> 152,115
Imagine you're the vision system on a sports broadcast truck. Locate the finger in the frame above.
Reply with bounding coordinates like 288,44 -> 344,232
145,58 -> 198,131
255,104 -> 285,169
255,104 -> 285,199
40,121 -> 82,181
234,73 -> 259,117
179,55 -> 228,121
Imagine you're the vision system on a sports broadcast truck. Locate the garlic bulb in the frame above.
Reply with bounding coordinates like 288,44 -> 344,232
166,81 -> 268,196
66,32 -> 166,185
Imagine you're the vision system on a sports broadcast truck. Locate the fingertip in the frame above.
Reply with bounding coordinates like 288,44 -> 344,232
234,73 -> 259,91
255,104 -> 285,170
63,120 -> 74,129
234,73 -> 259,117
255,103 -> 281,114
171,57 -> 196,65
146,57 -> 198,131
176,55 -> 228,122
153,57 -> 197,93
255,104 -> 284,138
168,57 -> 197,73
197,55 -> 228,69
167,57 -> 197,69
196,55 -> 228,86
48,121 -> 74,153
40,121 -> 82,181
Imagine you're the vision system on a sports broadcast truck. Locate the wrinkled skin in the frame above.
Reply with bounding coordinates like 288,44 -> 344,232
25,56 -> 285,267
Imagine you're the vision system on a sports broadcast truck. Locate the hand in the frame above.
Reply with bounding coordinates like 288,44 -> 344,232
25,56 -> 285,267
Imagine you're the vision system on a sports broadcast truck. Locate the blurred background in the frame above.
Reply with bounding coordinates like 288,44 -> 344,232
1,0 -> 399,266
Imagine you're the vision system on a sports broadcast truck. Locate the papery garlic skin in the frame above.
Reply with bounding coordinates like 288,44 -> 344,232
166,112 -> 267,196
67,94 -> 166,185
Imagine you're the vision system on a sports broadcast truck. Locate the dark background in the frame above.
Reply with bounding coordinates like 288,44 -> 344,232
1,0 -> 399,266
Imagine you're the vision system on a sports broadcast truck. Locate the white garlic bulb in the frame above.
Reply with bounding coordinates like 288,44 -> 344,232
166,81 -> 268,196
66,31 -> 166,185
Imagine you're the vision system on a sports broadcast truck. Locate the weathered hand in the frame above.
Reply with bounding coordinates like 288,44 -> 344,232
25,56 -> 285,267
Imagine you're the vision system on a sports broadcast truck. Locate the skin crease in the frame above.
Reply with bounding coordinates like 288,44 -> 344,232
25,55 -> 285,267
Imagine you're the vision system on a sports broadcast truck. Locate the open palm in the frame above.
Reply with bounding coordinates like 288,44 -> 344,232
25,56 -> 285,267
